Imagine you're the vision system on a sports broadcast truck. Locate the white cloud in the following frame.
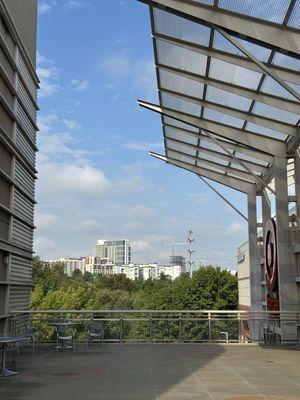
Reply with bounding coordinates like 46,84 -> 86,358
63,1 -> 92,13
37,52 -> 59,98
38,2 -> 52,14
39,163 -> 110,198
36,213 -> 59,229
38,114 -> 58,133
131,240 -> 151,252
226,221 -> 245,235
123,141 -> 163,152
70,79 -> 90,91
99,52 -> 157,100
128,205 -> 155,219
62,118 -> 82,130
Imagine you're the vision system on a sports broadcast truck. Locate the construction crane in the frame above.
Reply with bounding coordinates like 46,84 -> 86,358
165,241 -> 185,257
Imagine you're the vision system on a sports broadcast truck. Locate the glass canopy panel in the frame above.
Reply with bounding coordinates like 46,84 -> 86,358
205,86 -> 252,111
159,69 -> 204,98
163,116 -> 199,133
193,0 -> 214,4
213,31 -> 244,55
272,52 -> 300,72
235,152 -> 269,167
218,0 -> 291,23
164,125 -> 199,146
236,38 -> 272,63
260,76 -> 296,100
252,102 -> 299,125
198,152 -> 229,166
165,139 -> 197,157
203,108 -> 244,128
167,149 -> 195,165
288,1 -> 300,28
196,160 -> 225,174
165,126 -> 198,146
156,40 -> 207,76
209,58 -> 262,89
200,139 -> 229,155
246,122 -> 287,141
160,92 -> 202,117
153,7 -> 211,46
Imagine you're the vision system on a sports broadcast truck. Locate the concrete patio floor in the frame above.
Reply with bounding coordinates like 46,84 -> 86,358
1,344 -> 300,400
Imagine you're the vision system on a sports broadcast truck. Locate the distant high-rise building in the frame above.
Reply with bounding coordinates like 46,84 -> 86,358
93,240 -> 106,258
93,239 -> 131,265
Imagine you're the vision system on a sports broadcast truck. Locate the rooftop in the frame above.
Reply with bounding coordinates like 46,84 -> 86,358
2,344 -> 300,400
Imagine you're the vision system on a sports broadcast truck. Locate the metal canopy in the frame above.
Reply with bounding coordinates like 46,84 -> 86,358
138,0 -> 300,195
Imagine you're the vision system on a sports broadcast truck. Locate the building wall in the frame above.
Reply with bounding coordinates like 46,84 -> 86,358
0,0 -> 38,333
237,241 -> 251,309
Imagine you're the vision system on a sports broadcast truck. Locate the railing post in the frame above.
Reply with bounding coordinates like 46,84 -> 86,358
149,315 -> 152,342
208,312 -> 212,342
179,313 -> 182,342
120,318 -> 123,343
238,312 -> 242,343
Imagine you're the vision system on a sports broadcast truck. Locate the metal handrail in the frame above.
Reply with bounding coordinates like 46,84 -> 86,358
9,309 -> 300,315
7,309 -> 300,345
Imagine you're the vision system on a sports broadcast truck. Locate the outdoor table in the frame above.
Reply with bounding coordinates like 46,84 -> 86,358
48,322 -> 81,350
0,336 -> 30,377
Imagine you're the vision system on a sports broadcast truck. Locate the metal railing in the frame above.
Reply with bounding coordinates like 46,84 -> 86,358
8,310 -> 300,345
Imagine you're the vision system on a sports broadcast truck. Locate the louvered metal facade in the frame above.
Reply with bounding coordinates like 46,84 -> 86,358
0,0 -> 38,333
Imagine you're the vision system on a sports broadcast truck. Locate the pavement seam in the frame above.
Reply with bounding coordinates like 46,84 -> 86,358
175,347 -> 216,400
249,359 -> 300,390
99,344 -> 118,400
145,346 -> 160,400
218,359 -> 268,400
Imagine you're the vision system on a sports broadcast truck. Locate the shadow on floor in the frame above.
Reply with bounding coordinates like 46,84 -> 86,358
1,343 -> 300,400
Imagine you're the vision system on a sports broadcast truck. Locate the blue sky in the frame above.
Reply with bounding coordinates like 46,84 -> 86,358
35,0 -> 248,268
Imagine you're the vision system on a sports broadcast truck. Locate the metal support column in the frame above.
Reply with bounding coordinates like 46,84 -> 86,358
261,190 -> 271,312
274,156 -> 298,341
247,192 -> 261,341
295,153 -> 300,228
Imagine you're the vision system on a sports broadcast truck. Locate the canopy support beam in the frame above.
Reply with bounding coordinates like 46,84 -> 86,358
138,99 -> 286,157
198,175 -> 248,222
149,151 -> 256,194
202,130 -> 276,194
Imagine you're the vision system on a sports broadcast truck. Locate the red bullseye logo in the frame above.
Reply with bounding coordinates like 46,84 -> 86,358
264,218 -> 278,292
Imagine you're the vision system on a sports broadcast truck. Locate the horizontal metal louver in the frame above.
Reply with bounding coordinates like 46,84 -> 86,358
13,189 -> 34,222
16,102 -> 36,143
17,78 -> 36,122
10,255 -> 32,286
14,159 -> 35,197
0,46 -> 14,82
17,53 -> 37,101
0,23 -> 14,56
8,285 -> 31,311
11,218 -> 33,250
15,128 -> 36,165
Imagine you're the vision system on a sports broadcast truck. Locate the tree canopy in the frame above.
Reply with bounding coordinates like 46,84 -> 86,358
31,257 -> 238,311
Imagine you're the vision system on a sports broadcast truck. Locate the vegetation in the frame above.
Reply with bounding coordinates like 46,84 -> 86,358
31,256 -> 238,311
30,257 -> 238,341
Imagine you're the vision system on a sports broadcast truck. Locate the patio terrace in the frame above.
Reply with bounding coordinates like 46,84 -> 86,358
1,343 -> 300,400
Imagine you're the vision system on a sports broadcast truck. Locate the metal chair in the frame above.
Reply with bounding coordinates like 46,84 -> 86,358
56,324 -> 74,352
86,319 -> 105,350
18,323 -> 38,355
